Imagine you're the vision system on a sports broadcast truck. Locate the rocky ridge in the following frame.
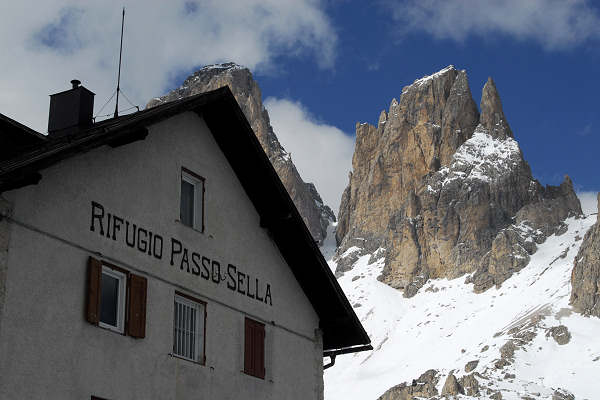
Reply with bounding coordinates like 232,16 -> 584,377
570,194 -> 600,317
335,66 -> 582,297
147,63 -> 335,242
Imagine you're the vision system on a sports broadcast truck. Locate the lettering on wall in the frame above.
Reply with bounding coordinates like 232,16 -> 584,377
90,201 -> 272,306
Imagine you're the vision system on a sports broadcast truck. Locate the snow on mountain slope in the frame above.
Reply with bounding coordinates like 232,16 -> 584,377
324,212 -> 600,400
431,128 -> 523,190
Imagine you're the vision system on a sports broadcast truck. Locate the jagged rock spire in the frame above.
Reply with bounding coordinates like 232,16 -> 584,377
480,77 -> 513,139
336,66 -> 582,297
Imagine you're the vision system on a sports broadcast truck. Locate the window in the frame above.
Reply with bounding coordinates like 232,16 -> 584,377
86,257 -> 147,338
180,168 -> 205,231
173,293 -> 206,363
244,317 -> 265,379
99,267 -> 126,333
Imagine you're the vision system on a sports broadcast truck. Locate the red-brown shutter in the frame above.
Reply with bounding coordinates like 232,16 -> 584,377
244,318 -> 253,374
244,318 -> 265,379
86,257 -> 102,325
256,322 -> 265,379
127,274 -> 147,338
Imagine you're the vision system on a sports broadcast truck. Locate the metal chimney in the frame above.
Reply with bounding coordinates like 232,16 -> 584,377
48,80 -> 95,137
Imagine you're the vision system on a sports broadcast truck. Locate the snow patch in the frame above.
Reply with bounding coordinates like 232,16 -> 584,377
199,62 -> 245,72
428,127 -> 522,192
324,215 -> 599,400
412,65 -> 455,87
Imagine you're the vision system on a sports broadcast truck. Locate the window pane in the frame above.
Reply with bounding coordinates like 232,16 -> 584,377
195,181 -> 203,230
180,179 -> 194,227
173,302 -> 177,353
174,297 -> 202,361
100,273 -> 119,327
198,304 -> 205,358
190,310 -> 196,360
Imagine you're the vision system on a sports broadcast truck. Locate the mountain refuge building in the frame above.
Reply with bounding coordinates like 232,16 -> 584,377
0,81 -> 371,399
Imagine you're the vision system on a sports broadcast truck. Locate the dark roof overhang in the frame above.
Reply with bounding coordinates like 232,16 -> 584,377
0,87 -> 371,354
0,113 -> 48,160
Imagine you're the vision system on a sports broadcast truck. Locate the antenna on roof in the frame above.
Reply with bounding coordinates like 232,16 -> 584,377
114,7 -> 125,118
94,8 -> 139,122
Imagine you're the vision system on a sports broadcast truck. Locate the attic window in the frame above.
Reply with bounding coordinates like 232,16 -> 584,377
180,168 -> 205,232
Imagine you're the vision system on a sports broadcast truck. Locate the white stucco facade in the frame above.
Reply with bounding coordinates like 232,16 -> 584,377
0,112 -> 325,399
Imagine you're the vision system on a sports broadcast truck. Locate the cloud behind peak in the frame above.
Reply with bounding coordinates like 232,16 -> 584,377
385,0 -> 600,50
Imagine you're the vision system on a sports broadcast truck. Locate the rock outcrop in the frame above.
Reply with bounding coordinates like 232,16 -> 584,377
147,63 -> 335,242
336,66 -> 582,296
464,360 -> 479,373
547,325 -> 571,345
441,372 -> 464,396
377,369 -> 439,400
570,194 -> 600,317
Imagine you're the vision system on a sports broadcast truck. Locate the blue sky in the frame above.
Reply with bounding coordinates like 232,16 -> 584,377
255,2 -> 600,196
1,1 -> 599,210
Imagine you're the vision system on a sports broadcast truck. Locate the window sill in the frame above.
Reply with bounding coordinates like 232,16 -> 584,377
241,370 -> 266,381
98,323 -> 125,336
169,352 -> 206,366
174,219 -> 205,235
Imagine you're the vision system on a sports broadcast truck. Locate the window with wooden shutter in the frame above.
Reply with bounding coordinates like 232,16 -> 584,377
127,274 -> 147,338
86,257 -> 102,325
244,317 -> 265,379
85,256 -> 147,339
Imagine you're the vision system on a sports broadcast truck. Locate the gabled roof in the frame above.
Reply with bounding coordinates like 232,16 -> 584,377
0,87 -> 371,354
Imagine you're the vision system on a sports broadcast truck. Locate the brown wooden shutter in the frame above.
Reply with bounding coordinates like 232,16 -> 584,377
86,257 -> 102,325
127,274 -> 147,338
256,322 -> 265,379
244,318 -> 253,374
244,318 -> 265,379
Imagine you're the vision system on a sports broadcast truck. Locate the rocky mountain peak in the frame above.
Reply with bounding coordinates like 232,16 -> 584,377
336,66 -> 480,250
335,66 -> 582,297
409,65 -> 456,88
480,77 -> 513,139
147,63 -> 335,242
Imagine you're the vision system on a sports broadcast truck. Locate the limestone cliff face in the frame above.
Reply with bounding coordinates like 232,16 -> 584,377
147,63 -> 335,242
336,66 -> 582,296
570,194 -> 600,317
337,67 -> 479,252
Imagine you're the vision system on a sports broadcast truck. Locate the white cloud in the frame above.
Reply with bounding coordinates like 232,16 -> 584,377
385,0 -> 600,49
577,191 -> 598,216
264,98 -> 354,214
0,0 -> 337,132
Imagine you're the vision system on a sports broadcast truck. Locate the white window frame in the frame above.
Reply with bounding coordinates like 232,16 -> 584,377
98,266 -> 127,334
181,169 -> 205,232
173,294 -> 205,363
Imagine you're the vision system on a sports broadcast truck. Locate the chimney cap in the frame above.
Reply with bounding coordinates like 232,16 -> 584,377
71,79 -> 81,89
